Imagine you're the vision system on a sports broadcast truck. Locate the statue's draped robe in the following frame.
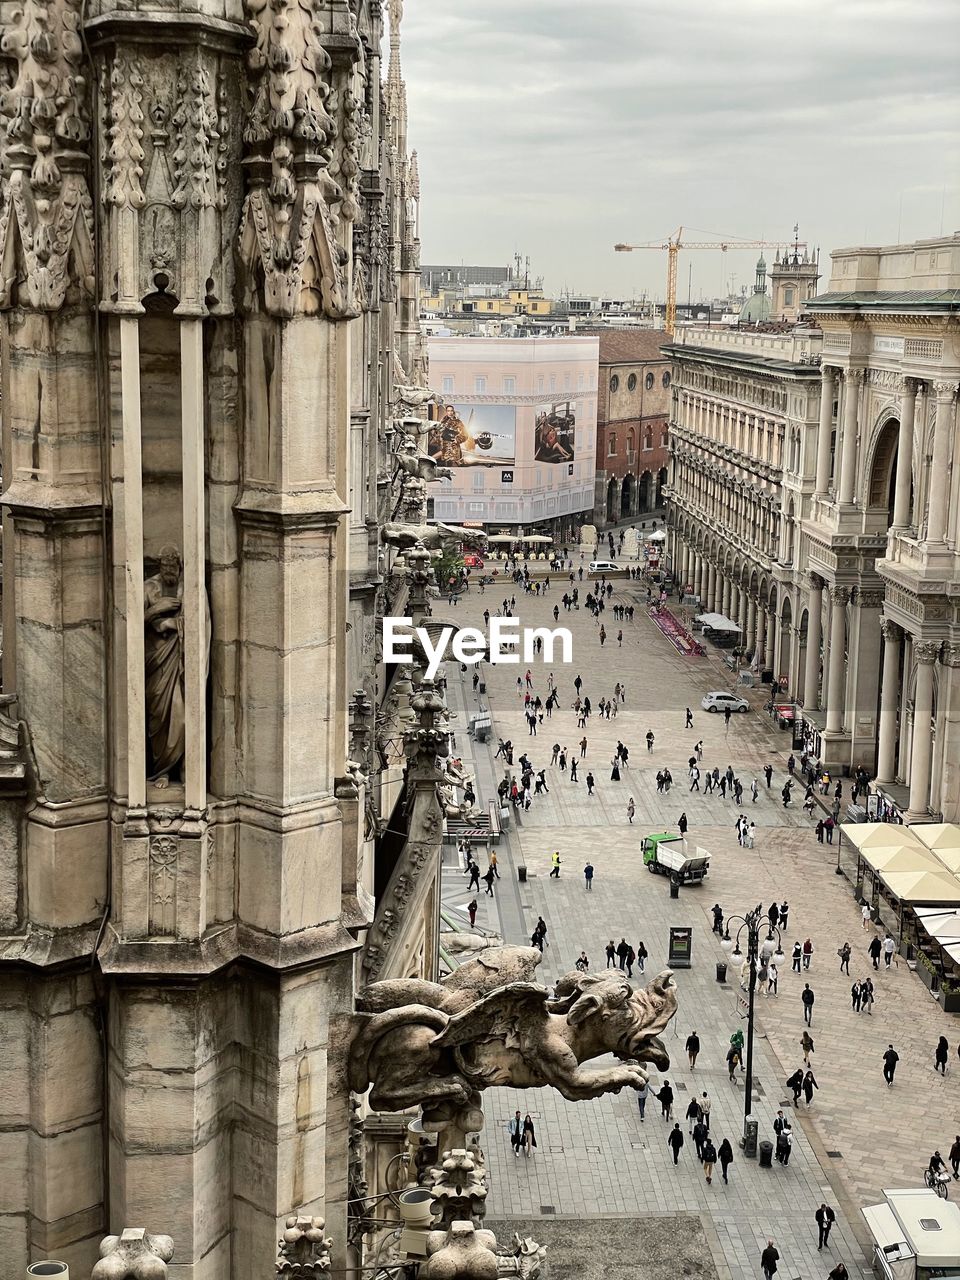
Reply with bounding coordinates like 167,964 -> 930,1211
144,574 -> 185,778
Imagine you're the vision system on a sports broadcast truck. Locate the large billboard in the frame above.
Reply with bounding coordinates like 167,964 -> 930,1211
427,403 -> 516,467
534,400 -> 576,463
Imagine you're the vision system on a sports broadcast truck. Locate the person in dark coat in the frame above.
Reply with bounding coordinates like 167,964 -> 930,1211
686,1030 -> 700,1068
667,1123 -> 684,1164
882,1044 -> 900,1085
521,1113 -> 537,1157
869,935 -> 882,969
760,1240 -> 779,1279
701,1135 -> 717,1184
935,1035 -> 949,1075
692,1118 -> 707,1160
786,1068 -> 804,1107
657,1080 -> 674,1120
685,1096 -> 701,1132
802,1069 -> 819,1106
718,1137 -> 734,1183
816,1203 -> 836,1249
678,812 -> 688,836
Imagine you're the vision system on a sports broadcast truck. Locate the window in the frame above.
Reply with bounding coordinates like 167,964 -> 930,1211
468,501 -> 484,513
645,372 -> 655,390
627,373 -> 637,391
537,375 -> 544,393
549,375 -> 556,392
608,433 -> 617,456
661,429 -> 669,447
441,376 -> 454,394
577,372 -> 585,391
564,373 -> 571,390
472,470 -> 485,490
474,376 -> 486,393
502,376 -> 516,394
644,428 -> 653,450
662,371 -> 671,388
610,374 -> 620,392
784,287 -> 795,306
627,430 -> 635,460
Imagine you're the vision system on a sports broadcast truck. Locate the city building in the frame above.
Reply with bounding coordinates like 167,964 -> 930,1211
592,330 -> 673,524
426,335 -> 599,538
667,231 -> 960,823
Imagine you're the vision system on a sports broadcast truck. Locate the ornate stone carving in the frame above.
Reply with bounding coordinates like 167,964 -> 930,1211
0,0 -> 95,310
856,589 -> 884,610
942,643 -> 960,669
428,1148 -> 488,1228
880,618 -> 902,644
149,834 -> 178,936
238,0 -> 357,318
92,1227 -> 175,1279
350,952 -> 678,1116
829,585 -> 850,607
933,379 -> 959,400
102,54 -> 146,210
171,56 -> 223,212
382,522 -> 486,552
914,640 -> 942,665
421,1221 -> 498,1280
276,1215 -> 332,1275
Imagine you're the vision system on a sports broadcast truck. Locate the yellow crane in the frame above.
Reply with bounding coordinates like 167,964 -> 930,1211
614,227 -> 806,337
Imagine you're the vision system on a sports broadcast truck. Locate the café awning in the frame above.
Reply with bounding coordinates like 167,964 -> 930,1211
695,612 -> 742,632
914,906 -> 960,965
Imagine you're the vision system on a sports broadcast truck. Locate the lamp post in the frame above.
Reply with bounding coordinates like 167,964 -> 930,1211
721,906 -> 784,1133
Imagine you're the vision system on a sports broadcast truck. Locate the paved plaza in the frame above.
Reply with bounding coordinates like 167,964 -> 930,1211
442,573 -> 960,1280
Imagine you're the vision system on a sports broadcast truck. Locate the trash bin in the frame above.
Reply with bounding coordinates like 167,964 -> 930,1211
741,1117 -> 758,1158
669,880 -> 680,900
758,1140 -> 773,1168
517,865 -> 526,883
716,961 -> 727,983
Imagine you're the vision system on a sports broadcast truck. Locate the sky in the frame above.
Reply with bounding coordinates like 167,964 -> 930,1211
397,0 -> 960,300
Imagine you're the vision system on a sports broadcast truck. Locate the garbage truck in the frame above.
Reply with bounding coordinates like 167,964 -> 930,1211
862,1188 -> 960,1280
641,833 -> 710,885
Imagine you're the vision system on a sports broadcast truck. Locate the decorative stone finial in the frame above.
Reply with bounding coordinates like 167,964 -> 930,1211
91,1228 -> 174,1279
276,1215 -> 333,1274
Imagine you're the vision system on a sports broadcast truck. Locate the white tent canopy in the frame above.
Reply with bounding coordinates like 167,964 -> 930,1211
695,612 -> 742,632
645,529 -> 667,542
915,906 -> 960,965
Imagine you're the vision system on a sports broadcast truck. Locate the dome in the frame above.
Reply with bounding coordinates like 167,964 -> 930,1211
739,290 -> 771,323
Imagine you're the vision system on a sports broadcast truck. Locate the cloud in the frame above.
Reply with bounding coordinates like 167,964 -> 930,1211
398,0 -> 960,296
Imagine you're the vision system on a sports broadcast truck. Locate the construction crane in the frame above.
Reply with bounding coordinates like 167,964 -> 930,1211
614,226 -> 806,337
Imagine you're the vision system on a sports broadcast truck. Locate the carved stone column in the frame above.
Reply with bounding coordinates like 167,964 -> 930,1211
803,576 -> 824,710
907,642 -> 942,820
763,609 -> 776,672
892,378 -> 918,529
825,586 -> 849,735
837,369 -> 863,505
926,382 -> 958,542
876,620 -> 903,785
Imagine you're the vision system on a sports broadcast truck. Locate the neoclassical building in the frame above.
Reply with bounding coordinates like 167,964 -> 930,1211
667,232 -> 960,823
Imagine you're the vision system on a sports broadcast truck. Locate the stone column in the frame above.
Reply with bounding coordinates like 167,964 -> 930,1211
892,378 -> 918,528
746,596 -> 757,656
694,555 -> 703,599
825,585 -> 849,735
803,576 -> 824,709
838,369 -> 863,505
764,610 -> 776,671
876,620 -> 903,785
754,607 -> 766,669
722,576 -> 732,617
907,642 -> 941,819
926,382 -> 958,542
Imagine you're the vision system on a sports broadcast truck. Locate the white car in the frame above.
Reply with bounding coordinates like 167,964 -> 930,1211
701,691 -> 750,714
589,559 -> 619,573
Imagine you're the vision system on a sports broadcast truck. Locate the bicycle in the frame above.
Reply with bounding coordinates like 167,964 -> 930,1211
924,1167 -> 950,1198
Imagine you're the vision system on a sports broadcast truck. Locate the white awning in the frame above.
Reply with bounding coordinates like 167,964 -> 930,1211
695,612 -> 742,632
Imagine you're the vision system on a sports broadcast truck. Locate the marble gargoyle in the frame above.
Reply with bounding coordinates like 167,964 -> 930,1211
382,522 -> 488,552
349,946 -> 677,1112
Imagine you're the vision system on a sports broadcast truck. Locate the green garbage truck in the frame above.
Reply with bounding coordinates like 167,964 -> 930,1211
641,832 -> 710,885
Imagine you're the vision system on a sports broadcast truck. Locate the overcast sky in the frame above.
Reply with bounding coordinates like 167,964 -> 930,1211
398,0 -> 960,299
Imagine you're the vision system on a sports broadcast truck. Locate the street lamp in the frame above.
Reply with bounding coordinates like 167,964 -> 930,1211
720,906 -> 784,1134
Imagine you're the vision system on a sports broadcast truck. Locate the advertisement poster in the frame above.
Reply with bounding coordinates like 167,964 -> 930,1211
534,401 -> 577,463
427,403 -> 516,466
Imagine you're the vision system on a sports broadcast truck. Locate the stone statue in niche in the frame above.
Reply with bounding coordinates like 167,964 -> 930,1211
143,546 -> 210,787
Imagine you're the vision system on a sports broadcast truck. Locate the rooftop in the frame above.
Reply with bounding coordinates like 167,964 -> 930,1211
583,329 -> 671,364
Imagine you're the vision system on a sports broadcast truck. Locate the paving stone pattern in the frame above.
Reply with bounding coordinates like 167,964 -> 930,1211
442,578 -> 960,1280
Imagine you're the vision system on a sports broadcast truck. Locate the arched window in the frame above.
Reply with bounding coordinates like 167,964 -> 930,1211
644,428 -> 653,451
627,373 -> 637,391
645,372 -> 655,390
608,433 -> 617,456
627,430 -> 635,460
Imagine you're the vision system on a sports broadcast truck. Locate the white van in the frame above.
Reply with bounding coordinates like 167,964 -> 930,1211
589,560 -> 619,573
863,1188 -> 960,1280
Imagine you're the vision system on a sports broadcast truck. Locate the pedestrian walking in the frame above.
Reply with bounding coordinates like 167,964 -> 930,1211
570,758 -> 578,782
624,943 -> 635,978
764,763 -> 774,787
882,1043 -> 899,1086
695,739 -> 703,761
816,1204 -> 836,1250
698,1091 -> 711,1131
718,1137 -> 733,1183
679,812 -> 688,837
851,979 -> 862,1012
751,778 -> 759,803
605,939 -> 616,968
467,861 -> 481,891
657,1080 -> 674,1120
883,934 -> 896,968
692,1117 -> 707,1160
712,903 -> 724,934
726,1044 -> 741,1081
802,938 -> 814,969
779,901 -> 789,929
685,1095 -> 701,1133
862,976 -> 875,1013
550,850 -> 561,878
828,1266 -> 849,1280
482,867 -> 495,897
685,707 -> 694,728
760,1240 -> 779,1279
839,941 -> 851,974
701,1136 -> 717,1184
467,898 -> 478,927
935,1035 -> 949,1075
775,1124 -> 793,1165
636,939 -> 647,972
583,861 -> 594,891
616,938 -> 629,970
686,1031 -> 700,1069
668,1123 -> 684,1164
646,730 -> 655,752
801,1030 -> 814,1066
869,935 -> 882,969
508,1109 -> 523,1156
802,1069 -> 818,1106
949,1134 -> 960,1178
861,902 -> 871,929
522,1113 -> 537,1157
801,983 -> 815,1025
627,796 -> 636,824
636,1080 -> 648,1121
767,961 -> 779,996
586,771 -> 595,795
786,1068 -> 804,1107
791,941 -> 802,973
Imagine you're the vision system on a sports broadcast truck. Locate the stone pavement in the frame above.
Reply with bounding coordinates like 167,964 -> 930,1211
440,578 -> 960,1280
